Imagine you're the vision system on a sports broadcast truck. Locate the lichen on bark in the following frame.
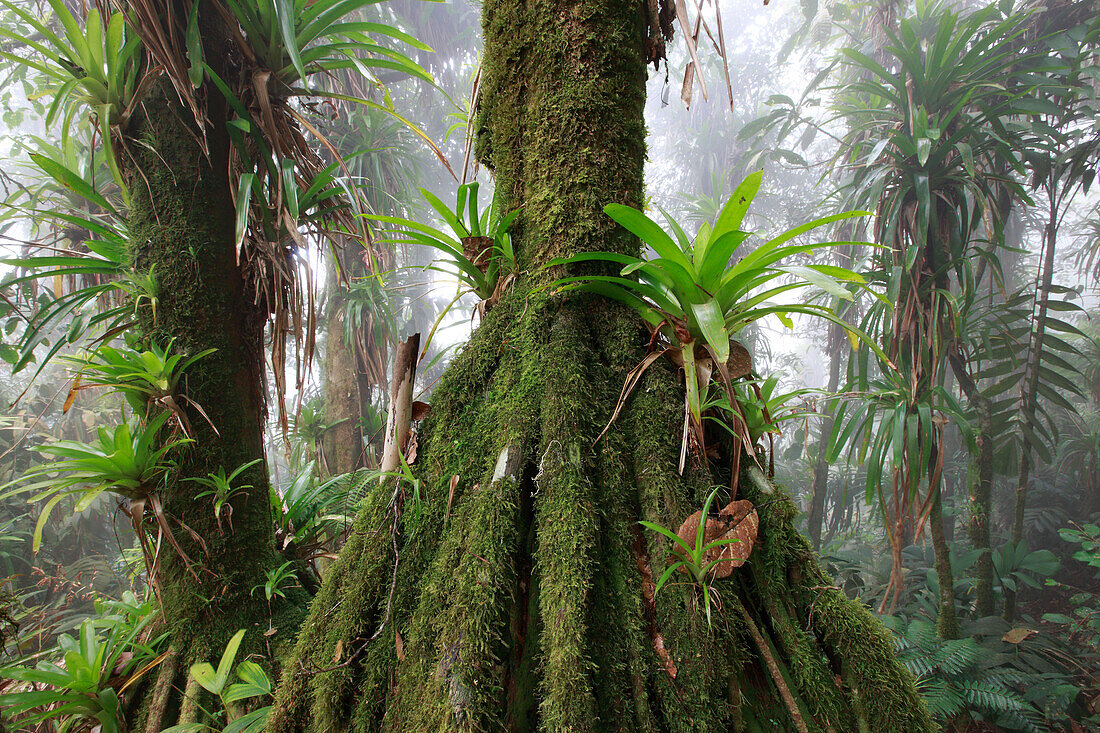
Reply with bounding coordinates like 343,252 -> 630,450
268,1 -> 933,731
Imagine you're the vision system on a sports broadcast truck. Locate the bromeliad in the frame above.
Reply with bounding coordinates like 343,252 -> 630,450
553,171 -> 885,480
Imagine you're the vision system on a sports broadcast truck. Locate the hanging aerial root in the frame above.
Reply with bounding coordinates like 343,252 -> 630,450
732,596 -> 809,733
142,646 -> 178,733
750,572 -> 854,732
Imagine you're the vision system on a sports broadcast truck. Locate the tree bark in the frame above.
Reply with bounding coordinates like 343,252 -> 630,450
808,323 -> 844,549
267,2 -> 932,730
929,485 -> 958,639
948,354 -> 995,617
321,258 -> 367,476
379,334 -> 420,478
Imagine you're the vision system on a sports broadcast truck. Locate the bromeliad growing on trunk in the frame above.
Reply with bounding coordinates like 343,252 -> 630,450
4,411 -> 195,589
368,181 -> 520,319
553,170 -> 883,474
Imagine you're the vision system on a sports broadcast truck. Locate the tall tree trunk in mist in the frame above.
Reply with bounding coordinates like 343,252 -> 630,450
268,2 -> 931,730
322,253 -> 368,476
124,83 -> 303,727
950,342 -> 997,618
967,395 -> 997,618
808,322 -> 844,550
929,477 -> 958,640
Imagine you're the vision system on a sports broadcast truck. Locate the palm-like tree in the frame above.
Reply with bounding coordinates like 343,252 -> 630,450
0,0 -> 434,723
829,0 -> 1037,632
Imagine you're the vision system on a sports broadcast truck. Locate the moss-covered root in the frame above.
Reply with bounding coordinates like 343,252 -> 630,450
267,293 -> 933,732
621,363 -> 932,733
731,468 -> 935,733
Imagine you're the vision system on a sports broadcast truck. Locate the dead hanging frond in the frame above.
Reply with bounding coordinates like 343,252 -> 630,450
114,0 -> 210,154
339,267 -> 394,394
110,0 -> 442,437
648,0 -> 734,111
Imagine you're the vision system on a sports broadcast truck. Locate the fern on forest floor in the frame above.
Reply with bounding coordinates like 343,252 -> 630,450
884,616 -> 1094,732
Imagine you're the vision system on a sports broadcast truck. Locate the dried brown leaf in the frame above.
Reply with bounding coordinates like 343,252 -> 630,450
62,378 -> 79,413
1002,627 -> 1036,645
446,474 -> 460,519
728,340 -> 752,379
681,61 -> 695,109
674,499 -> 759,579
411,401 -> 431,421
673,0 -> 708,102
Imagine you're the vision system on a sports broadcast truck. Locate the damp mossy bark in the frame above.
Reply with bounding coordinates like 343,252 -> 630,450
268,1 -> 933,730
122,82 -> 303,725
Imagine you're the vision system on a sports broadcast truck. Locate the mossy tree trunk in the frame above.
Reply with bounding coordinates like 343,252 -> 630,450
268,2 -> 933,730
123,78 -> 302,728
950,357 -> 996,618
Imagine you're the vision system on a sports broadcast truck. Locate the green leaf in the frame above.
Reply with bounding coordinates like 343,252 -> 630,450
955,141 -> 974,176
689,300 -> 729,363
603,203 -> 693,274
683,343 -> 703,432
711,170 -> 761,242
916,137 -> 931,166
223,707 -> 271,733
30,153 -> 115,214
223,661 -> 271,702
274,0 -> 308,84
186,0 -> 204,87
189,661 -> 218,695
639,520 -> 694,555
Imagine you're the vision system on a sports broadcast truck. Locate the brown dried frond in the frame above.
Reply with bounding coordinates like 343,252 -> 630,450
114,0 -> 211,153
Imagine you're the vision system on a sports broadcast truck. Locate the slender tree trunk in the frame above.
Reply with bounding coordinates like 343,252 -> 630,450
808,323 -> 844,549
949,355 -> 995,617
268,2 -> 932,730
1005,187 -> 1058,622
929,482 -> 958,639
970,405 -> 996,617
322,255 -> 367,476
941,373 -> 958,544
